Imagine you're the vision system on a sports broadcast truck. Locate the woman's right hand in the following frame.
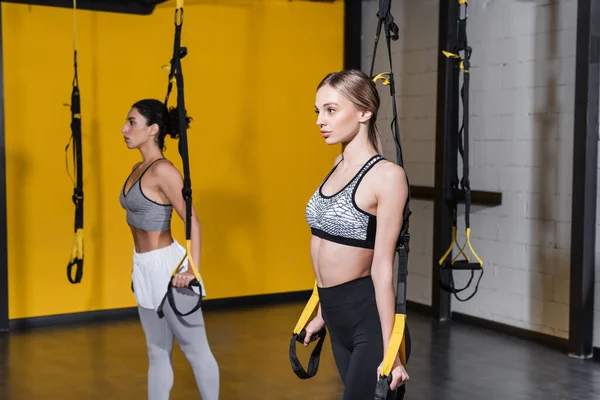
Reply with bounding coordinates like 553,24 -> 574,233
303,315 -> 326,346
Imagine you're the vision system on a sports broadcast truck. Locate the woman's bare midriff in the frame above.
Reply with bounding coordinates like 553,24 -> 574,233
310,236 -> 373,288
130,226 -> 174,253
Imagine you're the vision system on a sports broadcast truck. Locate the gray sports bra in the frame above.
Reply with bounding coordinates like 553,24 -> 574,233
119,158 -> 173,231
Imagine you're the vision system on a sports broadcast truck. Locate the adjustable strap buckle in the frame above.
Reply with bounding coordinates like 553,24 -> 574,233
376,10 -> 399,41
181,186 -> 192,200
72,188 -> 83,205
397,232 -> 410,253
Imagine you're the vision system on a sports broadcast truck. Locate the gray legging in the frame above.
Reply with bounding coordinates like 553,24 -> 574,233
138,288 -> 219,400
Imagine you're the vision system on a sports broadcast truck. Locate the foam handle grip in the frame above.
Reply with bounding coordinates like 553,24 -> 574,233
296,328 -> 325,344
374,374 -> 393,400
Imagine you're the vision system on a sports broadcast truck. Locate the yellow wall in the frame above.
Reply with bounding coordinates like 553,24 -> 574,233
2,0 -> 343,319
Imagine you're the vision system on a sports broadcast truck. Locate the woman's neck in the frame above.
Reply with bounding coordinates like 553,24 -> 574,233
138,143 -> 163,165
340,131 -> 378,167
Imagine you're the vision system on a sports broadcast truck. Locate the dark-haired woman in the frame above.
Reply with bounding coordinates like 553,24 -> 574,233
120,99 -> 219,400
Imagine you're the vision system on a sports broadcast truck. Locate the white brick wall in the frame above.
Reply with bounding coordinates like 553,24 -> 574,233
362,0 -> 578,341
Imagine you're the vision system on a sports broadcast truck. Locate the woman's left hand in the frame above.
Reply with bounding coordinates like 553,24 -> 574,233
171,271 -> 196,288
377,355 -> 409,391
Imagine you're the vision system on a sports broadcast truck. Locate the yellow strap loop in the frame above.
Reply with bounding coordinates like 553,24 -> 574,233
176,0 -> 184,8
459,0 -> 467,4
381,314 -> 407,375
70,228 -> 84,262
169,240 -> 201,283
440,226 -> 484,266
442,51 -> 465,70
372,72 -> 391,86
439,226 -> 462,265
464,228 -> 483,265
293,282 -> 320,334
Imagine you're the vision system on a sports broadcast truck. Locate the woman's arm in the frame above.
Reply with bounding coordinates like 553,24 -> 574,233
154,162 -> 202,283
370,162 -> 408,352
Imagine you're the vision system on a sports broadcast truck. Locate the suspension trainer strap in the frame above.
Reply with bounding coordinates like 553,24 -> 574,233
438,0 -> 484,302
369,1 -> 412,399
288,282 -> 327,379
157,0 -> 203,318
66,0 -> 84,284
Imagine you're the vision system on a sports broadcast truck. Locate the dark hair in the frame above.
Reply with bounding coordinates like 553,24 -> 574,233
317,69 -> 382,152
131,99 -> 192,151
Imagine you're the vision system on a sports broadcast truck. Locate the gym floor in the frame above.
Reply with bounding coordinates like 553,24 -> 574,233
1,302 -> 600,400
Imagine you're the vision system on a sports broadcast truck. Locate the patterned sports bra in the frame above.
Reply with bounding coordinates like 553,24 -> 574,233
305,155 -> 385,249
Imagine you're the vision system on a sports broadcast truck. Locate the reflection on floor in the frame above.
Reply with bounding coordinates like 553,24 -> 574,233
1,302 -> 600,399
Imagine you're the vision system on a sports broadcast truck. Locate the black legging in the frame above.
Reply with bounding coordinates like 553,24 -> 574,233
318,275 -> 411,400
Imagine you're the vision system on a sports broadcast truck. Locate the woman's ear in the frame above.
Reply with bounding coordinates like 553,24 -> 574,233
359,110 -> 373,123
148,123 -> 160,138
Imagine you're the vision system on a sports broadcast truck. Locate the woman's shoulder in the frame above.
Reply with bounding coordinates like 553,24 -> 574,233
372,158 -> 407,188
148,158 -> 181,180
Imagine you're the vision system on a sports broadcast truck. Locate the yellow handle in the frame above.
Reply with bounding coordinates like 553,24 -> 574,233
176,0 -> 184,8
170,239 -> 201,283
293,282 -> 320,334
381,314 -> 407,375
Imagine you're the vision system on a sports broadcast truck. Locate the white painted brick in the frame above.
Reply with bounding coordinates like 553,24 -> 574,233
474,288 -> 523,321
553,269 -> 570,305
404,161 -> 434,186
524,193 -> 571,222
468,213 -> 499,241
534,28 -> 577,60
468,1 -> 505,42
555,221 -> 571,250
406,273 -> 431,306
525,245 -> 570,275
556,150 -> 573,196
498,166 -> 557,194
403,117 -> 435,142
496,266 -> 554,301
470,64 -> 504,92
402,94 -> 437,119
508,35 -> 537,63
469,115 -> 504,141
502,2 -> 536,37
469,165 -> 500,192
402,71 -> 437,96
408,253 -> 432,277
403,140 -> 434,164
470,37 -> 513,67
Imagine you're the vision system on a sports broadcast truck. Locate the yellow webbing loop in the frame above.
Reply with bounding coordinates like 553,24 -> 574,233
70,228 -> 83,263
169,239 -> 202,283
176,0 -> 184,8
381,314 -> 407,375
372,72 -> 391,86
460,227 -> 483,265
459,0 -> 467,4
438,226 -> 484,266
443,51 -> 464,70
293,282 -> 320,334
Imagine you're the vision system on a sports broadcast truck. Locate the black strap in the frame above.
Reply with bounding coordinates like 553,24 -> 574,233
289,328 -> 327,379
65,48 -> 84,284
440,1 -> 483,302
157,279 -> 202,318
164,8 -> 192,241
369,2 -> 411,399
368,0 -> 411,250
157,6 -> 204,318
